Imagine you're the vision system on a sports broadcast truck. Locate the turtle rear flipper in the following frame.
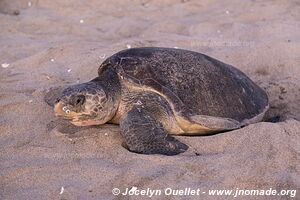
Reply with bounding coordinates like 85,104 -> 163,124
190,115 -> 241,132
188,106 -> 269,133
120,107 -> 188,156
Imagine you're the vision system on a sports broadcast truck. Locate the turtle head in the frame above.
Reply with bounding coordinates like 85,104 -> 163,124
54,80 -> 118,126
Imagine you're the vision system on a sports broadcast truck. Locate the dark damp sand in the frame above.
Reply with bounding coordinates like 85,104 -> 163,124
0,0 -> 299,199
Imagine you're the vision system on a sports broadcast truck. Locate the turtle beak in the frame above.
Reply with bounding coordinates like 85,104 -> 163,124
54,101 -> 103,126
54,101 -> 73,119
54,101 -> 81,121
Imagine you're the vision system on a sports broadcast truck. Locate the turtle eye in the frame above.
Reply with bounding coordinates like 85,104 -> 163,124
73,95 -> 85,106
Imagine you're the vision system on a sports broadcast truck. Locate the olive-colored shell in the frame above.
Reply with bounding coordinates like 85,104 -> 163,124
99,47 -> 268,123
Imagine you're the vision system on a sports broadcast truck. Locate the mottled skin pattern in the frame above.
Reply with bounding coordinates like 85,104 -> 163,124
54,69 -> 120,126
52,47 -> 269,155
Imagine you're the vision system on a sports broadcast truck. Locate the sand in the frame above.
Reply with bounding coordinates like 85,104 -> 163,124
0,0 -> 299,199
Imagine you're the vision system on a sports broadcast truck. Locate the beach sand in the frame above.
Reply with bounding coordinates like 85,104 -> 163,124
0,0 -> 299,199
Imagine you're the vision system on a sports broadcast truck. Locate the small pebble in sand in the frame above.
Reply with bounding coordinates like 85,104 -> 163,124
67,69 -> 72,73
100,54 -> 106,59
104,133 -> 108,136
1,63 -> 10,68
60,187 -> 64,195
13,10 -> 20,15
79,19 -> 84,24
46,75 -> 51,80
174,46 -> 179,49
29,100 -> 33,103
28,1 -> 32,7
50,58 -> 55,62
225,10 -> 230,14
126,44 -> 131,49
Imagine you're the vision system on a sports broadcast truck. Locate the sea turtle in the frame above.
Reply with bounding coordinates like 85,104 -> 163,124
52,47 -> 269,155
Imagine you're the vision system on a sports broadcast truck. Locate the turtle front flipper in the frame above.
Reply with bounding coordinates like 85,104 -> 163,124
120,106 -> 188,156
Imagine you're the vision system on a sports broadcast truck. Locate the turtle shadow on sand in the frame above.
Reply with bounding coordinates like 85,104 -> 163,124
46,118 -> 90,135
